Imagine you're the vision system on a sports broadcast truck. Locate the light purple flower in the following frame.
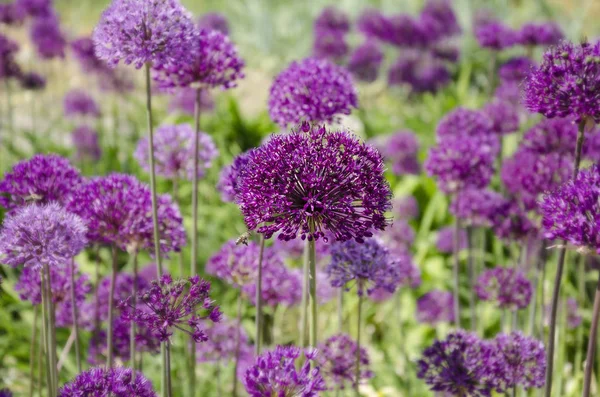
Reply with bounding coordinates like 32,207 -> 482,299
416,289 -> 455,324
475,267 -> 532,310
64,90 -> 101,119
317,333 -> 373,390
59,367 -> 157,397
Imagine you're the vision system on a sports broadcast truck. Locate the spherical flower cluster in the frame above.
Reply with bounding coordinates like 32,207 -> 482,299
490,200 -> 534,241
382,14 -> 429,47
0,154 -> 83,212
377,220 -> 415,255
0,3 -> 25,26
435,107 -> 497,149
482,100 -> 520,135
206,240 -> 265,288
268,58 -> 358,126
72,125 -> 102,162
326,238 -> 401,296
71,37 -> 107,73
436,226 -> 467,254
495,80 -> 521,107
0,33 -> 20,80
0,389 -> 11,397
565,298 -> 582,328
475,267 -> 532,310
317,333 -> 373,390
243,264 -> 303,307
198,12 -> 229,34
392,195 -> 419,220
15,0 -> 52,18
237,125 -> 391,242
416,290 -> 455,324
122,274 -> 221,342
196,317 -> 253,367
388,51 -> 450,94
0,203 -> 87,271
450,188 -> 504,227
431,43 -> 460,63
357,9 -> 389,41
521,117 -> 578,156
419,0 -> 461,42
134,123 -> 218,181
168,87 -> 214,115
371,130 -> 420,175
314,7 -> 350,33
244,345 -> 326,397
518,22 -> 562,47
347,41 -> 383,83
217,151 -> 252,203
63,90 -> 101,119
475,21 -> 519,50
498,56 -> 535,83
59,367 -> 157,396
493,332 -> 546,390
20,72 -> 46,90
30,14 -> 66,59
312,30 -> 348,63
524,41 -> 600,122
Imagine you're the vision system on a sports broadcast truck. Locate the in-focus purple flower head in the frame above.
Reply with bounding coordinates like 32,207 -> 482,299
482,100 -> 520,135
63,90 -> 101,119
217,151 -> 252,203
317,333 -> 373,390
0,154 -> 83,212
475,20 -> 519,50
72,125 -> 102,162
93,0 -> 195,69
312,30 -> 349,63
475,267 -> 532,311
169,87 -> 214,116
237,125 -> 391,242
19,72 -> 46,91
347,41 -> 383,83
134,123 -> 218,181
416,289 -> 455,324
59,367 -> 157,397
244,345 -> 326,397
388,50 -> 451,94
0,203 -> 87,271
314,6 -> 350,34
498,56 -> 535,84
30,13 -> 66,59
492,331 -> 546,390
524,40 -> 600,123
371,130 -> 420,175
450,188 -> 504,227
198,12 -> 229,34
436,225 -> 467,254
518,22 -> 563,47
268,58 -> 358,127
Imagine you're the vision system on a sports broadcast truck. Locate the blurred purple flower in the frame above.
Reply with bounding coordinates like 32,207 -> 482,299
217,151 -> 252,203
498,56 -> 535,83
521,117 -> 578,156
30,14 -> 66,59
0,3 -> 25,25
198,12 -> 229,35
490,200 -> 534,242
392,195 -> 419,220
72,125 -> 102,162
64,90 -> 101,119
475,267 -> 532,310
244,265 -> 303,307
371,130 -> 420,175
314,7 -> 350,34
388,50 -> 451,94
207,240 -> 269,288
450,188 -> 504,227
475,21 -> 519,50
518,22 -> 563,47
19,72 -> 46,90
419,0 -> 461,42
482,100 -> 520,135
15,0 -> 51,18
436,226 -> 467,254
416,289 -> 455,324
168,87 -> 214,116
313,30 -> 349,63
317,333 -> 373,390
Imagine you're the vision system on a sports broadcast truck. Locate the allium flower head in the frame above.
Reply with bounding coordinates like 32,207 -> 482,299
450,188 -> 504,227
30,14 -> 66,59
97,272 -> 150,321
317,333 -> 372,390
475,21 -> 519,50
196,317 -> 253,364
482,100 -> 520,135
392,195 -> 419,220
93,0 -> 195,69
371,130 -> 420,175
490,200 -> 535,241
63,90 -> 101,118
71,37 -> 107,73
0,389 -> 11,397
377,220 -> 415,255
388,51 -> 450,93
198,12 -> 229,34
498,56 -> 535,83
20,72 -> 46,90
435,107 -> 496,148
59,367 -> 157,396
237,125 -> 391,242
122,274 -> 221,342
15,0 -> 51,18
475,267 -> 532,310
521,117 -> 578,156
217,151 -> 252,203
419,0 -> 461,42
134,124 -> 218,181
357,9 -> 389,41
347,41 -> 383,83
268,58 -> 358,126
312,30 -> 348,63
382,14 -> 429,47
524,41 -> 600,122
0,33 -> 20,79
244,345 -> 326,397
0,3 -> 25,26
314,7 -> 350,33
495,80 -> 522,107
0,154 -> 83,212
72,125 -> 102,162
436,226 -> 467,254
518,22 -> 563,47
416,290 -> 455,324
0,203 -> 87,271
566,298 -> 582,328
243,264 -> 303,307
206,240 -> 272,288
493,332 -> 546,390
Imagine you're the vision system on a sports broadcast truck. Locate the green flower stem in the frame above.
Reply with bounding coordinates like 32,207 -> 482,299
69,257 -> 82,372
355,293 -> 363,397
130,250 -> 139,379
29,305 -> 39,397
582,271 -> 600,397
308,233 -> 318,347
452,216 -> 461,328
255,235 -> 265,356
233,291 -> 243,397
106,245 -> 119,368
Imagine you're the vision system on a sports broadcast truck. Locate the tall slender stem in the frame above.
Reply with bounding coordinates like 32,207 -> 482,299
308,234 -> 318,347
466,226 -> 475,331
131,250 -> 139,378
106,245 -> 118,368
37,315 -> 44,397
582,271 -> 600,397
528,241 -> 547,337
255,235 -> 265,356
452,217 -> 461,328
337,289 -> 344,333
43,263 -> 57,397
300,240 -> 309,347
165,341 -> 172,397
575,255 -> 585,380
233,291 -> 243,397
29,305 -> 39,397
172,179 -> 185,278
355,294 -> 363,397
40,280 -> 52,397
69,258 -> 81,372
544,119 -> 586,397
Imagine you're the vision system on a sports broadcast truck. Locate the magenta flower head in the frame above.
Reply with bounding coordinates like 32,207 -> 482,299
419,0 -> 461,42
15,0 -> 51,18
482,100 -> 520,135
493,332 -> 546,390
63,90 -> 101,119
521,117 -> 578,156
155,28 -> 245,91
0,154 -> 83,212
417,330 -> 502,396
436,107 -> 497,149
206,239 -> 266,288
313,30 -> 349,63
314,7 -> 350,34
388,51 -> 450,94
450,188 -> 504,227
244,345 -> 326,397
416,289 -> 455,324
475,267 -> 532,310
499,56 -> 535,83
59,367 -> 157,397
518,22 -> 562,47
30,14 -> 66,59
134,123 -> 218,181
317,333 -> 372,390
268,58 -> 358,126
0,3 -> 25,26
436,225 -> 467,254
243,264 -> 303,307
196,317 -> 253,363
524,41 -> 600,122
93,0 -> 195,69
238,125 -> 391,242
198,12 -> 229,35
475,20 -> 519,50
371,130 -> 420,175
0,203 -> 87,271
217,151 -> 252,203
347,41 -> 383,83
72,125 -> 102,162
122,274 -> 221,343
490,200 -> 534,242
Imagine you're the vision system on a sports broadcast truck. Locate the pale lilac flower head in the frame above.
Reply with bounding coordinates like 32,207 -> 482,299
436,226 -> 467,254
244,345 -> 326,397
347,41 -> 383,83
317,333 -> 372,390
168,87 -> 214,115
314,7 -> 350,34
492,332 -> 546,390
134,124 -> 218,181
237,125 -> 391,242
207,240 -> 267,288
217,151 -> 252,203
0,154 -> 83,212
388,51 -> 450,94
63,90 -> 101,118
72,125 -> 102,162
416,290 -> 455,324
198,12 -> 229,34
377,220 -> 415,255
518,22 -> 563,47
243,264 -> 303,307
97,271 -> 150,321
313,30 -> 348,63
93,0 -> 195,69
524,41 -> 600,122
499,56 -> 535,83
475,267 -> 532,310
196,317 -> 253,365
372,130 -> 420,175
30,13 -> 66,59
450,188 -> 504,227
482,100 -> 520,135
268,58 -> 358,126
475,21 -> 519,50
392,195 -> 419,220
59,367 -> 157,397
0,203 -> 87,271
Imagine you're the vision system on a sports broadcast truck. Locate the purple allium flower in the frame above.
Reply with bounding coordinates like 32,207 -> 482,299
237,125 -> 391,242
377,220 -> 415,255
435,107 -> 497,148
271,232 -> 332,262
134,123 -> 218,181
198,12 -> 229,35
565,298 -> 582,329
521,117 -> 578,156
244,345 -> 326,397
0,3 -> 25,26
383,14 -> 429,47
482,100 -> 520,135
0,203 -> 87,271
122,274 -> 221,342
518,22 -> 563,47
93,0 -> 195,69
63,90 -> 101,119
268,58 -> 358,126
450,188 -> 504,227
312,30 -> 349,63
0,33 -> 20,79
417,330 -> 501,396
314,7 -> 350,34
72,125 -> 102,162
168,87 -> 214,116
15,0 -> 51,18
317,333 -> 372,390
498,56 -> 535,83
492,332 -> 546,390
19,72 -> 46,90
392,195 -> 419,220
59,367 -> 157,397
524,41 -> 600,122
244,265 -> 303,307
155,28 -> 244,91
475,267 -> 532,310
425,139 -> 495,194
419,0 -> 461,42
475,21 -> 519,50
495,80 -> 522,107
490,200 -> 534,242
436,226 -> 467,254
371,130 -> 420,175
30,14 -> 66,59
388,51 -> 451,94
206,239 -> 271,288
357,9 -> 389,41
416,289 -> 455,324
196,317 -> 253,363
347,41 -> 383,83
327,238 -> 401,296
0,154 -> 83,212
97,272 -> 150,322
217,151 -> 252,203
71,36 -> 112,74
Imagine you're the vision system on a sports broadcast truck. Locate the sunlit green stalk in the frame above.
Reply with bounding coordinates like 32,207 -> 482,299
582,272 -> 600,397
308,231 -> 318,347
106,245 -> 119,368
165,341 -> 172,397
255,235 -> 265,356
355,293 -> 363,397
300,240 -> 309,347
69,258 -> 82,372
337,288 -> 344,333
574,255 -> 585,381
466,226 -> 476,331
452,217 -> 461,328
29,305 -> 39,397
233,291 -> 243,397
130,249 -> 139,379
42,263 -> 57,397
